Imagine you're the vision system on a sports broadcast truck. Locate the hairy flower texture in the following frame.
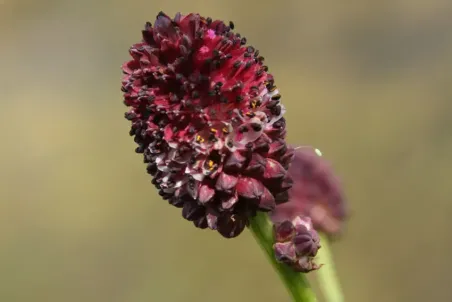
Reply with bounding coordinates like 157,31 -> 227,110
122,12 -> 293,238
271,147 -> 347,236
273,216 -> 321,273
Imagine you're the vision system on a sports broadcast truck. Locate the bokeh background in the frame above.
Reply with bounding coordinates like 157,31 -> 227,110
2,1 -> 452,301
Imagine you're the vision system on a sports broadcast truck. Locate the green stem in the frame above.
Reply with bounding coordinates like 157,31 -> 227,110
316,233 -> 344,302
248,212 -> 317,302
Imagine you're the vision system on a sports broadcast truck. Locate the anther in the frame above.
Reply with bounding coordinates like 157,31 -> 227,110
271,94 -> 281,101
250,100 -> 261,109
266,100 -> 279,109
238,126 -> 249,133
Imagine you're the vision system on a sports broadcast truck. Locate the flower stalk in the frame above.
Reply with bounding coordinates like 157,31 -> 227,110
315,233 -> 344,302
248,212 -> 317,302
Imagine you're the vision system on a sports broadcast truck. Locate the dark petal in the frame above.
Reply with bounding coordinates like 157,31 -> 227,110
253,136 -> 270,153
168,196 -> 184,208
280,148 -> 295,169
236,177 -> 264,200
198,184 -> 215,204
141,29 -> 155,45
223,151 -> 246,172
245,153 -> 266,174
292,216 -> 311,234
154,12 -> 178,40
258,186 -> 276,211
193,216 -> 209,229
294,234 -> 319,257
217,214 -> 247,238
182,201 -> 204,221
273,242 -> 297,263
221,194 -> 238,210
146,163 -> 158,176
187,179 -> 200,200
174,12 -> 182,23
206,213 -> 218,229
268,139 -> 286,157
174,186 -> 193,202
263,158 -> 286,180
215,172 -> 239,193
274,220 -> 295,242
278,175 -> 294,192
274,191 -> 289,204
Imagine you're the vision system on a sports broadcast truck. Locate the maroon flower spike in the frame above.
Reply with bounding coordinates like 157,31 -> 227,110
273,216 -> 321,273
121,12 -> 293,238
271,147 -> 347,236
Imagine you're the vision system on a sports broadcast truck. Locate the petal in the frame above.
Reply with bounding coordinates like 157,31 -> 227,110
223,151 -> 246,172
193,216 -> 208,229
222,194 -> 238,210
236,177 -> 264,200
258,186 -> 276,211
198,184 -> 215,204
186,179 -> 200,200
263,158 -> 286,180
168,196 -> 184,208
273,220 -> 295,242
281,148 -> 295,169
217,214 -> 246,238
206,213 -> 218,230
273,242 -> 296,263
215,172 -> 239,193
182,201 -> 204,221
274,191 -> 289,204
294,234 -> 318,257
268,139 -> 286,157
245,153 -> 266,174
278,175 -> 294,192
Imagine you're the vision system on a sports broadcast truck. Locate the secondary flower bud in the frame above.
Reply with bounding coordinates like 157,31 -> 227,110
273,216 -> 321,272
122,12 -> 293,238
271,147 -> 347,236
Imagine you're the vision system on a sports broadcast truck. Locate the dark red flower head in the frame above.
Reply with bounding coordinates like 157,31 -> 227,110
121,12 -> 293,238
271,147 -> 347,236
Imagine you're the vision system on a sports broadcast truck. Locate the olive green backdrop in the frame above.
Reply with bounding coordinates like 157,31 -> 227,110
1,1 -> 452,301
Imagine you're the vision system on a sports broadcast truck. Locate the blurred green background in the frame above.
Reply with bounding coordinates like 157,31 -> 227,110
1,1 -> 452,301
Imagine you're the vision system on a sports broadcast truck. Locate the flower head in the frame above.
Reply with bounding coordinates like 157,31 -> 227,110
273,216 -> 321,272
122,12 -> 293,238
271,147 -> 347,236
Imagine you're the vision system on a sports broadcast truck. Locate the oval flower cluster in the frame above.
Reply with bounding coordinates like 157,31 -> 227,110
121,12 -> 293,238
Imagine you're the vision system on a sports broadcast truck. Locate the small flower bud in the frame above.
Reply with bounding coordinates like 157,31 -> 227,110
273,216 -> 321,273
